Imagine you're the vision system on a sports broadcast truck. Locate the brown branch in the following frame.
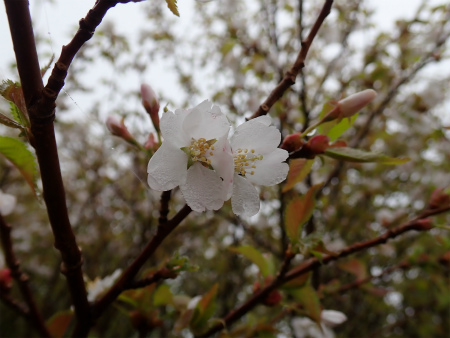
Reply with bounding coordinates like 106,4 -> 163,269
42,0 -> 144,116
92,205 -> 192,317
0,214 -> 50,337
4,1 -> 91,332
197,207 -> 447,337
248,0 -> 334,120
159,190 -> 172,224
0,291 -> 30,318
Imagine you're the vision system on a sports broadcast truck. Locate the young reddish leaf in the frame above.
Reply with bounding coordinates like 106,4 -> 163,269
190,283 -> 218,331
284,184 -> 322,243
0,80 -> 29,127
165,0 -> 179,16
0,136 -> 38,195
282,159 -> 314,193
0,112 -> 25,131
292,285 -> 322,324
324,147 -> 410,164
229,245 -> 270,277
46,310 -> 73,338
338,259 -> 368,281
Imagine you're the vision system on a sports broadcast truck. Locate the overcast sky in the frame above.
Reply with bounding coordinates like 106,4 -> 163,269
0,0 -> 447,113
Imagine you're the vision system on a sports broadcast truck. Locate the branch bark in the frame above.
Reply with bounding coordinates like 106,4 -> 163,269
248,0 -> 334,120
0,214 -> 50,337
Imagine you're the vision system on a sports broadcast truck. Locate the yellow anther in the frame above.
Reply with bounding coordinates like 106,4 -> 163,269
238,149 -> 242,153
250,171 -> 254,175
252,165 -> 256,168
251,149 -> 255,153
210,152 -> 214,156
244,149 -> 248,153
211,146 -> 215,150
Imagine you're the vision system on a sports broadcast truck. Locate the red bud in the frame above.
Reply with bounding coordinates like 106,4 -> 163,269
428,188 -> 450,210
305,135 -> 330,154
0,269 -> 12,291
280,133 -> 304,152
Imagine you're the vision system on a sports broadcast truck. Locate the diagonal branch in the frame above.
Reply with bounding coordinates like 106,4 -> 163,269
196,206 -> 448,337
248,0 -> 334,120
92,205 -> 192,317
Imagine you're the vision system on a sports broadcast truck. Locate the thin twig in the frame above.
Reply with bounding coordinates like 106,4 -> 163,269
92,205 -> 192,317
0,214 -> 51,337
248,0 -> 334,120
196,207 -> 446,337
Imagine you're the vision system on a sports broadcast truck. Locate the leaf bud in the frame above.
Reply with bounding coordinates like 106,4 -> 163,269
305,135 -> 330,155
141,83 -> 160,132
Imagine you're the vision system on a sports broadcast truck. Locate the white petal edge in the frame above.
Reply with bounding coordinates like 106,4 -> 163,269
180,163 -> 227,212
246,148 -> 289,186
182,100 -> 230,141
231,117 -> 281,154
160,109 -> 190,147
147,142 -> 187,191
231,174 -> 260,217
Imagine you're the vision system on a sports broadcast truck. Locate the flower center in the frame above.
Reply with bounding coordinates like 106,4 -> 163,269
233,148 -> 263,176
181,138 -> 216,169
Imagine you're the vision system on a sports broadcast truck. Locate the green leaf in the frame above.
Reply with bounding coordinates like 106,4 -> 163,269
282,159 -> 314,193
324,147 -> 410,164
166,0 -> 179,16
190,283 -> 218,332
327,114 -> 359,141
153,284 -> 174,307
0,136 -> 38,194
292,284 -> 322,324
229,245 -> 270,277
46,310 -> 73,338
284,184 -> 322,243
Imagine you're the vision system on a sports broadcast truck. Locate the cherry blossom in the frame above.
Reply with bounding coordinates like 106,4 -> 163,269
147,100 -> 233,212
229,116 -> 289,217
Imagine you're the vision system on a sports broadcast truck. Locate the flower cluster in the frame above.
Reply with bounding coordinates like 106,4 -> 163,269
147,100 -> 289,217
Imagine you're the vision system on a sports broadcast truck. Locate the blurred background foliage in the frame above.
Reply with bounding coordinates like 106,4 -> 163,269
0,0 -> 449,337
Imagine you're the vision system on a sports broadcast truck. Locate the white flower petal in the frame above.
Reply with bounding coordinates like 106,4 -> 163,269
183,100 -> 230,140
160,109 -> 190,147
180,163 -> 227,212
0,191 -> 16,216
209,135 -> 234,200
231,174 -> 260,217
321,310 -> 347,327
231,117 -> 280,154
147,142 -> 187,191
246,148 -> 289,186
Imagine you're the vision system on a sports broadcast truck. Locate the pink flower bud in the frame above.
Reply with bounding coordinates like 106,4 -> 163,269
106,115 -> 134,142
280,133 -> 304,152
141,84 -> 160,132
144,133 -> 158,151
322,89 -> 377,123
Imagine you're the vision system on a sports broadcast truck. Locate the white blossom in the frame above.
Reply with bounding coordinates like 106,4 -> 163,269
292,309 -> 347,338
86,269 -> 122,302
229,116 -> 289,217
147,100 -> 233,212
0,190 -> 16,216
